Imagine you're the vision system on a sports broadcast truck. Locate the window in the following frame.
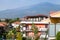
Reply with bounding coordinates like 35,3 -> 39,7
49,24 -> 55,36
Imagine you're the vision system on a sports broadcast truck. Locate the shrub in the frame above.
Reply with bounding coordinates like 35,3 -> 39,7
56,31 -> 60,40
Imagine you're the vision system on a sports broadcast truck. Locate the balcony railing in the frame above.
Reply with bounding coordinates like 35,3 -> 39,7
21,21 -> 49,24
38,28 -> 48,31
21,27 -> 48,32
40,34 -> 48,38
21,20 -> 41,22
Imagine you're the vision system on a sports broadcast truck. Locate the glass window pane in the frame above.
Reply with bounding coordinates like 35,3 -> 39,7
56,24 -> 60,34
49,24 -> 55,36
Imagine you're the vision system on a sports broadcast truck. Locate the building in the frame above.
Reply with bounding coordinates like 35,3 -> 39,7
0,22 -> 7,38
20,14 -> 49,40
12,21 -> 20,28
48,11 -> 60,40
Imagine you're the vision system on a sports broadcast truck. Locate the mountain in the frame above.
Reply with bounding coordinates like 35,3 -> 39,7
0,2 -> 60,18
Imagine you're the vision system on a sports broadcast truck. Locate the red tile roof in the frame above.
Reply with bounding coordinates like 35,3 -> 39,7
12,21 -> 20,24
0,22 -> 7,27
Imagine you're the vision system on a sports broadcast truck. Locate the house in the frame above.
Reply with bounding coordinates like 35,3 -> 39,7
12,21 -> 20,28
20,14 -> 49,40
0,22 -> 7,27
49,11 -> 60,40
0,22 -> 7,36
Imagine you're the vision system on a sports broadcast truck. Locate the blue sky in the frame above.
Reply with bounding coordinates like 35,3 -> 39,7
0,0 -> 60,11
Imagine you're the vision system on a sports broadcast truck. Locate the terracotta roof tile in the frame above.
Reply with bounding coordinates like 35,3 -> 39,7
12,21 -> 20,24
0,22 -> 7,27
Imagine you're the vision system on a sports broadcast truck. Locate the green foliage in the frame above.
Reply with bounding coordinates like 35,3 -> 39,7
56,31 -> 60,40
26,37 -> 32,40
12,28 -> 16,34
32,22 -> 38,35
6,30 -> 14,39
35,36 -> 40,40
6,28 -> 17,40
15,25 -> 22,40
8,18 -> 20,23
16,32 -> 22,40
5,19 -> 11,23
32,22 -> 39,40
15,18 -> 20,21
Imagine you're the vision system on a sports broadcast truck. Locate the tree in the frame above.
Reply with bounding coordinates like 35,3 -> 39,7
16,26 -> 22,40
32,22 -> 39,40
56,31 -> 60,40
15,18 -> 20,21
16,32 -> 22,40
0,27 -> 5,40
14,18 -> 20,22
6,29 -> 15,40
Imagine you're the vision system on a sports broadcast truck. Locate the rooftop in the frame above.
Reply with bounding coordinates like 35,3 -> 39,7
50,11 -> 60,18
24,14 -> 48,18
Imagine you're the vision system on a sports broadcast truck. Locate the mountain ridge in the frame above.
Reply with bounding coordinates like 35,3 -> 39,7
0,2 -> 60,18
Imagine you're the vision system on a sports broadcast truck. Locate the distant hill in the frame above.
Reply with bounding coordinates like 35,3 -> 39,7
0,2 -> 60,18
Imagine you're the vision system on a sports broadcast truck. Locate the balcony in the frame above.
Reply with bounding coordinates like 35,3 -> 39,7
40,34 -> 48,38
21,27 -> 32,32
21,21 -> 49,24
21,27 -> 48,32
38,28 -> 48,31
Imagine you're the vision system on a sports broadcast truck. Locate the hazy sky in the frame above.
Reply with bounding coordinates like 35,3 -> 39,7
0,0 -> 60,11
